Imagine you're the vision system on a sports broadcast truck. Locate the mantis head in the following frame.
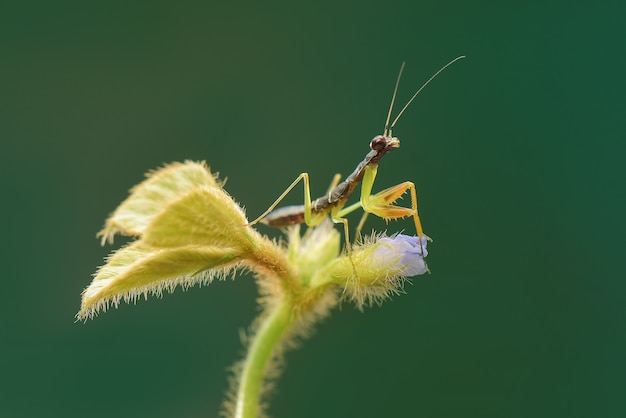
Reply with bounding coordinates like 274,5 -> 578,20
370,135 -> 400,153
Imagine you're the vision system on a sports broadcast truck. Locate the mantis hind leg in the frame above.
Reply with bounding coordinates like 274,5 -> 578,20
301,173 -> 342,240
330,206 -> 359,277
246,172 -> 313,226
354,212 -> 369,242
248,172 -> 343,227
326,173 -> 341,193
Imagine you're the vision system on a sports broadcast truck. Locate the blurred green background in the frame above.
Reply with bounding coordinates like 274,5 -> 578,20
2,1 -> 624,417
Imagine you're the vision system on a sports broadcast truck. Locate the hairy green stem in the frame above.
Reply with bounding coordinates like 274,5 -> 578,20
235,298 -> 294,418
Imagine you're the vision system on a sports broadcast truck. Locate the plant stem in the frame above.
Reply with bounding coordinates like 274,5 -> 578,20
234,298 -> 293,418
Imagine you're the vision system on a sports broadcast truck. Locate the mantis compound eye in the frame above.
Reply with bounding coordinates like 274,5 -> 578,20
370,136 -> 387,151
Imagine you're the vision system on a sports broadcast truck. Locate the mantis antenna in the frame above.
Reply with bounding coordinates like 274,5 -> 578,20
385,55 -> 466,137
383,61 -> 406,137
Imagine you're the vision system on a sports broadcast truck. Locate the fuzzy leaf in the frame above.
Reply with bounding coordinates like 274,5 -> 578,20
98,161 -> 220,244
78,242 -> 242,320
141,185 -> 253,250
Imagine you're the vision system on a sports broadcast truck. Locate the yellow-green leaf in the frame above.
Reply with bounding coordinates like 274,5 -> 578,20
98,161 -> 220,244
78,242 -> 242,320
141,185 -> 253,250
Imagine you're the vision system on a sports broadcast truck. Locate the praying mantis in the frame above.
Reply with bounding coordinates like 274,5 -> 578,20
248,56 -> 465,265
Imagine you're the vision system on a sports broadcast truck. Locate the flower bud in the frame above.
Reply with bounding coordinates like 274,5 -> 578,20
314,234 -> 429,308
372,234 -> 429,277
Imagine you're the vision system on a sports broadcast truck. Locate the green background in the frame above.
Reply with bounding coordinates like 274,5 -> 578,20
2,1 -> 624,417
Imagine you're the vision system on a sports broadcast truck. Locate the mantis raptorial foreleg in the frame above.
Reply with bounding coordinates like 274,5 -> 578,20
361,181 -> 424,235
337,165 -> 428,258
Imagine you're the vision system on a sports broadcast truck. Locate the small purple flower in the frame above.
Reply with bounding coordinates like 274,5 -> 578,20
374,234 -> 429,276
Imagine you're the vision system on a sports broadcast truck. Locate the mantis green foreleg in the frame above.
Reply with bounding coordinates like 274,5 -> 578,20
337,165 -> 428,256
